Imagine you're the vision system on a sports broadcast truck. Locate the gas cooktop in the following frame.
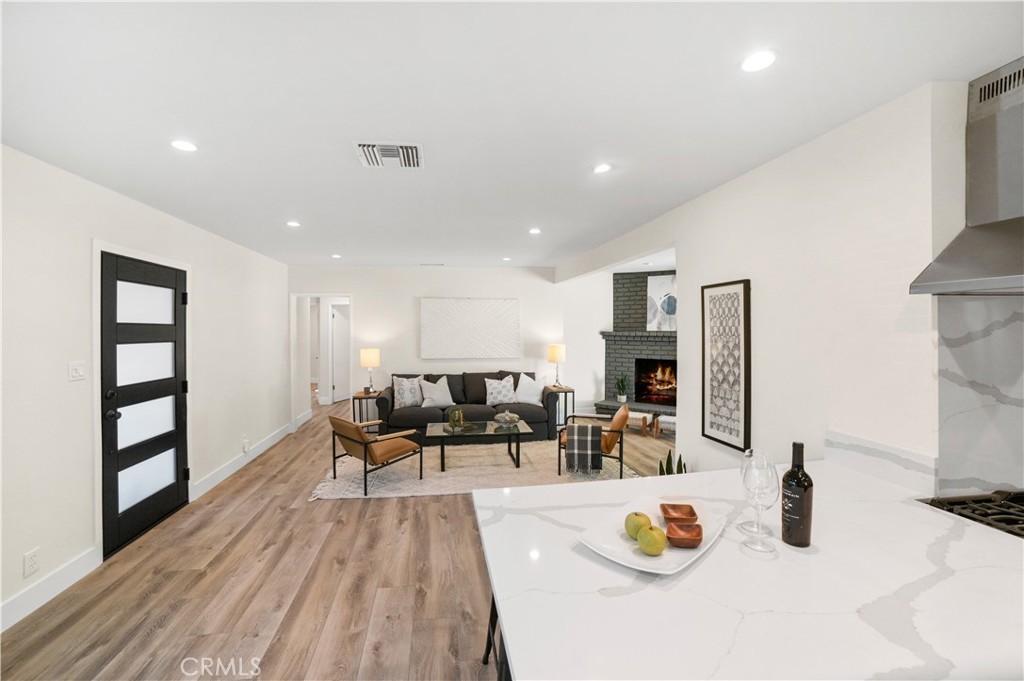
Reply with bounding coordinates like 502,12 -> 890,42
927,490 -> 1024,538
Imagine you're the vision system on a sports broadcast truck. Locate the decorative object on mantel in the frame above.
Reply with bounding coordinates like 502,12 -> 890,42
309,439 -> 640,499
658,450 -> 686,475
647,274 -> 678,331
420,297 -> 520,359
701,279 -> 751,451
615,375 -> 629,402
359,347 -> 380,391
547,343 -> 566,386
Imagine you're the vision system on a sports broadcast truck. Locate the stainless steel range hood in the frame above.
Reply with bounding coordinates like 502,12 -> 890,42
910,58 -> 1024,296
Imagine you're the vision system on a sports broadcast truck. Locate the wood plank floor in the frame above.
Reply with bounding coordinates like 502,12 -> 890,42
1,393 -> 672,680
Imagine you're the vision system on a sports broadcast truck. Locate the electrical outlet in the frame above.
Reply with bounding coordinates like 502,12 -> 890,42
24,548 -> 40,577
68,361 -> 86,382
242,437 -> 251,454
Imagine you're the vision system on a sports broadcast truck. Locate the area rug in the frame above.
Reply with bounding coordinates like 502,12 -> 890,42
309,439 -> 641,500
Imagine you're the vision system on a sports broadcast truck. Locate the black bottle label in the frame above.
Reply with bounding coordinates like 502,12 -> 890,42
781,485 -> 813,547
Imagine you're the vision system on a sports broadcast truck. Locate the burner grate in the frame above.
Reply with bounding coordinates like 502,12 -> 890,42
927,491 -> 1024,538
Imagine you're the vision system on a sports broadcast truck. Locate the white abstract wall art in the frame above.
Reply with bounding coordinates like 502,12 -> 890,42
647,274 -> 678,331
420,298 -> 520,359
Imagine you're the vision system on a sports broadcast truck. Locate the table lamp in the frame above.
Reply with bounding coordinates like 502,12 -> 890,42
547,343 -> 566,387
360,348 -> 381,392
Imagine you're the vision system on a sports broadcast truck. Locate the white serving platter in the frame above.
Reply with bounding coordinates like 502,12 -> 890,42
578,495 -> 730,575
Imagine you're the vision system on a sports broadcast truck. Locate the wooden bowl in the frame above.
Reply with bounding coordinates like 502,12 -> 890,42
660,503 -> 698,524
666,522 -> 703,549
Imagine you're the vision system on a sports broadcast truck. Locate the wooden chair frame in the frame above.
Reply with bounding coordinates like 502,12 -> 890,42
557,413 -> 625,479
331,419 -> 424,496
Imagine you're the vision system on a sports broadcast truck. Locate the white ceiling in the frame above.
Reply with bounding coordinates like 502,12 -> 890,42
3,3 -> 1022,269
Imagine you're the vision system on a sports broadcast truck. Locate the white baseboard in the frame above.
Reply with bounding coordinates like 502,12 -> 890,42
1,545 -> 103,632
290,409 -> 313,432
189,420 -> 292,500
318,396 -> 332,406
2,417 -> 304,633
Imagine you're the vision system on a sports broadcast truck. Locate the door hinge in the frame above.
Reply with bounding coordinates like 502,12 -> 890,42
184,467 -> 190,481
332,385 -> 336,390
181,292 -> 189,305
182,380 -> 189,393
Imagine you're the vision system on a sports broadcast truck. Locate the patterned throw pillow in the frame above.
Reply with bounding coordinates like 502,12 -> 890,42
484,375 -> 516,406
514,373 -> 544,406
393,375 -> 424,409
420,375 -> 455,408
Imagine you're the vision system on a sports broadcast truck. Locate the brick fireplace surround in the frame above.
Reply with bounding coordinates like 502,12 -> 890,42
595,270 -> 677,416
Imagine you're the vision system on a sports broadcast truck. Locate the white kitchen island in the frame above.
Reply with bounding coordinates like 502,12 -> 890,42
472,460 -> 1023,680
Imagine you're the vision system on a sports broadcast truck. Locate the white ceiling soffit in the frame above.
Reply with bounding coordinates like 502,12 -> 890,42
2,3 -> 1022,269
610,248 -> 677,274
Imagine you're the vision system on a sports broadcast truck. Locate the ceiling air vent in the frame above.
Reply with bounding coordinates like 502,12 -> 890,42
354,142 -> 422,168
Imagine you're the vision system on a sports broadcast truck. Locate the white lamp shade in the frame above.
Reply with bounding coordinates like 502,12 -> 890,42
359,348 -> 381,368
547,344 -> 566,363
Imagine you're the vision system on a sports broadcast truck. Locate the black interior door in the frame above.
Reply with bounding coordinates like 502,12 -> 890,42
101,252 -> 188,557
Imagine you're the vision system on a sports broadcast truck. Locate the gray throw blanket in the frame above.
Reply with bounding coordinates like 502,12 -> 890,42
565,423 -> 602,473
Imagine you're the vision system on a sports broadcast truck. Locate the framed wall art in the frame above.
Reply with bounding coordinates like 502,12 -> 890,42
701,279 -> 750,451
420,297 -> 520,359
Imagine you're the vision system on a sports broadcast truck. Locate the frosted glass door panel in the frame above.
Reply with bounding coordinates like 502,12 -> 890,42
117,343 -> 174,386
118,395 -> 175,449
118,448 -> 176,512
117,281 -> 174,324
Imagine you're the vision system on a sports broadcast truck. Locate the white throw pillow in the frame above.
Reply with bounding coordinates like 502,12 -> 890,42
484,375 -> 516,406
514,373 -> 544,406
393,375 -> 424,409
420,375 -> 455,408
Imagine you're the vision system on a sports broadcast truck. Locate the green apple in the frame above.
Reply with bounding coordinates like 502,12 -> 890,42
624,511 -> 652,540
637,525 -> 668,556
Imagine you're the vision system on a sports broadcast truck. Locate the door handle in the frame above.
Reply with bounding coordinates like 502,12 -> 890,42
104,390 -> 117,400
105,410 -> 122,421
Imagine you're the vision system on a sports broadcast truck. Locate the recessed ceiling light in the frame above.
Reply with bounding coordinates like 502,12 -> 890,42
331,254 -> 341,259
741,50 -> 776,73
642,262 -> 653,266
502,257 -> 512,262
170,140 -> 198,152
286,220 -> 301,228
529,227 -> 542,235
593,163 -> 612,174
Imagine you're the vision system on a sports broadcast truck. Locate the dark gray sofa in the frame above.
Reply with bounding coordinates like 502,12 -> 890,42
376,371 -> 558,441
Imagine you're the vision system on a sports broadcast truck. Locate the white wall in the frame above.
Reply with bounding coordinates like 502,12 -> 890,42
291,296 -> 312,421
1,146 -> 291,621
558,84 -> 955,471
310,299 -> 320,382
289,267 -> 613,410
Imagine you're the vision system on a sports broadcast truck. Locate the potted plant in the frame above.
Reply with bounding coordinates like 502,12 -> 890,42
615,375 -> 629,403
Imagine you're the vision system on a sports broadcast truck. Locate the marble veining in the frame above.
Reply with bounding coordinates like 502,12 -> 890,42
937,296 -> 1023,495
860,518 -> 963,680
939,309 -> 1023,348
473,463 -> 1022,680
938,368 -> 1024,408
825,430 -> 937,496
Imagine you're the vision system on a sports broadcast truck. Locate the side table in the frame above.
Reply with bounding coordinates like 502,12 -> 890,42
351,390 -> 380,427
547,385 -> 575,427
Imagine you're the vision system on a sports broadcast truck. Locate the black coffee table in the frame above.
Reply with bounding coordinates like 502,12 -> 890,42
424,420 -> 534,471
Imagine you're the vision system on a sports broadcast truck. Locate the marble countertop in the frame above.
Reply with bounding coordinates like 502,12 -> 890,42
472,461 -> 1023,680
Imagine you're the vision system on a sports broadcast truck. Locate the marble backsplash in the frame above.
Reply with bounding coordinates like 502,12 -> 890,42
938,296 -> 1024,495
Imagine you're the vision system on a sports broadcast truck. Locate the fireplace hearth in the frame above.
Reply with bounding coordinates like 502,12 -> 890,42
635,358 -> 677,406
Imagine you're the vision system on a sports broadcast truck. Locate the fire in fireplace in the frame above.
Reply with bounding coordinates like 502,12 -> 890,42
635,358 -> 677,405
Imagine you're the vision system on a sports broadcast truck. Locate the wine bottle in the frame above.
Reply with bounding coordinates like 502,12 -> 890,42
781,442 -> 813,547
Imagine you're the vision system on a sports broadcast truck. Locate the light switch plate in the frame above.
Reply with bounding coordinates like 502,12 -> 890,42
68,361 -> 86,381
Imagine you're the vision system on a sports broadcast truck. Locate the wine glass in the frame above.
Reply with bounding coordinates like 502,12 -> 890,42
741,448 -> 780,553
738,449 -> 772,537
